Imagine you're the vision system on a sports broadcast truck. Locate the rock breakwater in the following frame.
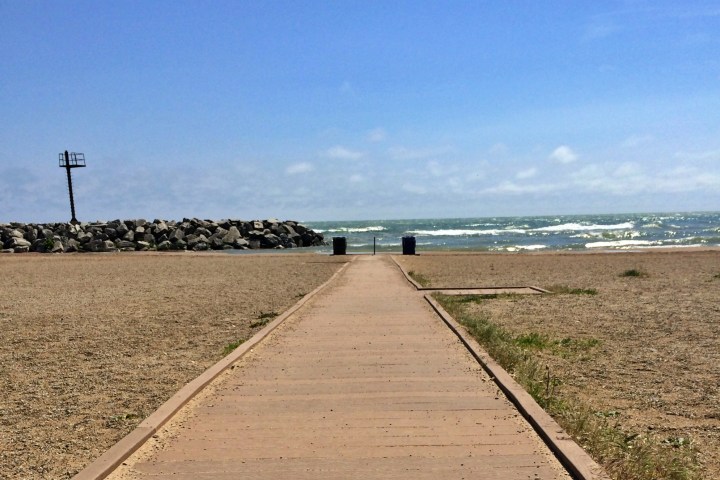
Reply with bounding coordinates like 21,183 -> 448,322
0,218 -> 325,253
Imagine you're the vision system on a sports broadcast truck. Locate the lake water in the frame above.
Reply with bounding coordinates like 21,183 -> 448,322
304,212 -> 720,253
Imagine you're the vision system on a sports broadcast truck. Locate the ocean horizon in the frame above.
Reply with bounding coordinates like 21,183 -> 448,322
303,211 -> 720,253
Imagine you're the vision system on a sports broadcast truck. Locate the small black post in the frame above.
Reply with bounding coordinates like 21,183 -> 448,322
64,151 -> 77,224
373,236 -> 376,255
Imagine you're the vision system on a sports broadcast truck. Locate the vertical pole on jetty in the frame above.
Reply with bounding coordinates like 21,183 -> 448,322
59,150 -> 86,225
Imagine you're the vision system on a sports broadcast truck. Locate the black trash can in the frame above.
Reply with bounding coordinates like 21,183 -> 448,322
402,236 -> 416,255
332,236 -> 347,255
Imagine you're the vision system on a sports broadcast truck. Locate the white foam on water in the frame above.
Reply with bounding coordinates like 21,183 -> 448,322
518,244 -> 547,250
585,239 -> 655,249
322,226 -> 387,233
409,228 -> 526,236
535,222 -> 634,232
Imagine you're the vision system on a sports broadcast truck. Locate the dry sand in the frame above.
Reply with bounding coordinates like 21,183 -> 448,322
396,250 -> 720,478
2,250 -> 718,479
0,252 -> 344,479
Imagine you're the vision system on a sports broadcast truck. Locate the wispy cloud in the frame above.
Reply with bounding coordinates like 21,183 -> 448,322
549,145 -> 578,164
484,181 -> 556,195
674,148 -> 720,161
401,183 -> 427,195
339,81 -> 355,95
613,162 -> 642,177
285,162 -> 314,175
621,134 -> 654,148
582,19 -> 619,40
488,143 -> 509,156
516,167 -> 538,180
326,146 -> 364,160
427,160 -> 451,177
388,145 -> 453,161
366,128 -> 386,143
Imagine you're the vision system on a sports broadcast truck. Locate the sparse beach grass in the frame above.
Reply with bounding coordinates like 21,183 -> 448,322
546,284 -> 598,295
249,311 -> 278,328
620,268 -> 649,277
407,270 -> 431,287
222,338 -> 246,356
436,292 -> 702,480
394,251 -> 717,479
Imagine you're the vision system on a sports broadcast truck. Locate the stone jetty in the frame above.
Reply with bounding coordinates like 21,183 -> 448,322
0,218 -> 325,253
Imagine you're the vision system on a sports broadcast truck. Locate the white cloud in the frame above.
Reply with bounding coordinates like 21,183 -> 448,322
488,143 -> 509,155
621,134 -> 654,148
582,19 -> 619,40
484,181 -> 556,195
549,145 -> 578,164
366,128 -> 386,143
388,145 -> 453,160
674,148 -> 720,161
614,162 -> 641,177
285,162 -> 314,175
401,183 -> 427,195
516,167 -> 538,180
326,146 -> 364,160
340,81 -> 355,95
427,161 -> 446,177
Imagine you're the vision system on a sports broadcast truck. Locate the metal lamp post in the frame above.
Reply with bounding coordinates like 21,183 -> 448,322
58,150 -> 86,224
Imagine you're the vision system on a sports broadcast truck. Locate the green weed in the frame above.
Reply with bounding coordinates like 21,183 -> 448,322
407,270 -> 431,287
547,284 -> 598,295
250,311 -> 278,328
620,269 -> 648,278
434,293 -> 701,480
222,339 -> 246,356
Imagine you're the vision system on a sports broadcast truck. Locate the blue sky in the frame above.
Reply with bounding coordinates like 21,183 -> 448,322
2,1 -> 720,222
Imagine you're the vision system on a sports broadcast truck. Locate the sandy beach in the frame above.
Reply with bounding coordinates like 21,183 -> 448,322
396,249 -> 720,478
1,250 -> 718,479
0,252 -> 345,479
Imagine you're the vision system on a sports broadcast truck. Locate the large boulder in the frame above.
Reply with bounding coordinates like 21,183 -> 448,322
222,226 -> 242,244
186,234 -> 208,250
260,233 -> 281,248
51,240 -> 65,253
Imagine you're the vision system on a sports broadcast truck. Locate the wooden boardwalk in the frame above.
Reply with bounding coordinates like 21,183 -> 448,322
107,255 -> 571,479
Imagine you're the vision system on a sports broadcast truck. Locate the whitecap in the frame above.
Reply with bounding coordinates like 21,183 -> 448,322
518,244 -> 547,250
409,228 -> 526,236
585,239 -> 655,249
324,226 -> 387,233
535,222 -> 634,232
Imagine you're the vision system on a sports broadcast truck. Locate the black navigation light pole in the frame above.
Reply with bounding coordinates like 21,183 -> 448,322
58,150 -> 86,224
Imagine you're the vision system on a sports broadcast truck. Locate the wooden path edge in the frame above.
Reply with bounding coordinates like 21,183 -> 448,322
389,255 -> 607,479
73,256 -> 357,480
423,294 -> 610,480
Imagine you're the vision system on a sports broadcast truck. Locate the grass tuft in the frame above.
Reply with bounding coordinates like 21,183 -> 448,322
222,339 -> 246,356
407,270 -> 431,287
250,311 -> 279,329
620,269 -> 649,278
434,293 -> 701,480
547,284 -> 598,295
